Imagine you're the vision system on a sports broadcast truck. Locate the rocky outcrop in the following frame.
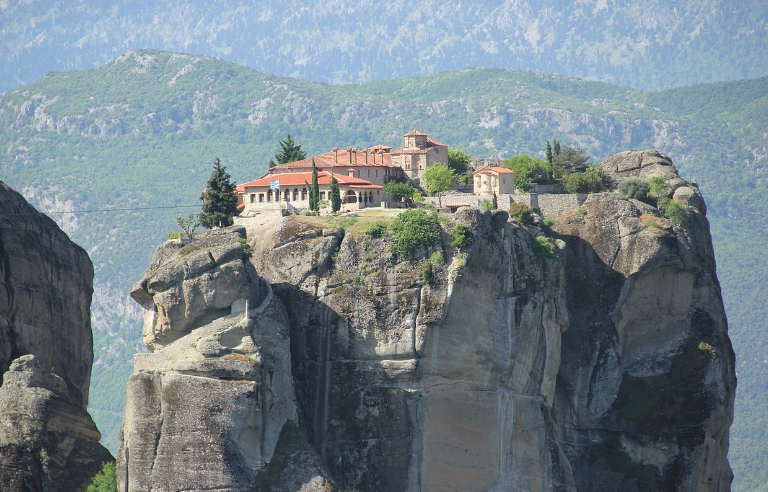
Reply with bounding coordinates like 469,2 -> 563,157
118,150 -> 734,492
548,150 -> 734,491
250,210 -> 574,491
0,355 -> 113,492
0,182 -> 112,492
0,181 -> 94,405
118,226 -> 302,492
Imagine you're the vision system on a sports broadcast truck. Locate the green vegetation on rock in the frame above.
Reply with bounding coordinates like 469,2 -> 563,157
390,210 -> 442,257
86,461 -> 117,492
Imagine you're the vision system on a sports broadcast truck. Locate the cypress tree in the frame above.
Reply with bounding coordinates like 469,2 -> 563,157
553,139 -> 561,157
330,174 -> 341,213
310,159 -> 320,212
492,192 -> 498,210
546,140 -> 553,166
200,158 -> 238,229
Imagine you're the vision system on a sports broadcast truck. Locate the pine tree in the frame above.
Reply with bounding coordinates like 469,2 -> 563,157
200,158 -> 238,229
310,159 -> 320,212
330,173 -> 341,213
274,134 -> 306,165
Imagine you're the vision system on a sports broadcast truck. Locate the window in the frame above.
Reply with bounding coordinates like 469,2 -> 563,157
276,190 -> 281,201
320,191 -> 326,200
293,189 -> 299,201
367,169 -> 370,177
301,188 -> 307,200
259,194 -> 264,203
376,170 -> 378,177
267,191 -> 272,202
250,194 -> 255,203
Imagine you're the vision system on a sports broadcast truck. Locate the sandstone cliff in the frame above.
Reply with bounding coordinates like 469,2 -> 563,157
118,226 -> 302,492
119,150 -> 734,491
0,182 -> 113,491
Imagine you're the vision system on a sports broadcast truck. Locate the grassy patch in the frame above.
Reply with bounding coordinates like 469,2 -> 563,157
293,209 -> 404,237
640,214 -> 668,235
223,353 -> 258,366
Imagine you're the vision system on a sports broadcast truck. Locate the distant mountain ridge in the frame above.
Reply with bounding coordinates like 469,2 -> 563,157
1,0 -> 768,94
1,50 -> 767,491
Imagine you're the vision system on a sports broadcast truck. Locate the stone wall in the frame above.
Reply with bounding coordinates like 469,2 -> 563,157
425,191 -> 588,217
511,193 -> 588,217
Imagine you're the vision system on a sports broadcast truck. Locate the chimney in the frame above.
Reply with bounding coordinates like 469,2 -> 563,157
364,149 -> 369,164
333,147 -> 338,164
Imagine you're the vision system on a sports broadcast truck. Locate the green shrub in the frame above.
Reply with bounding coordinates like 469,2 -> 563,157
542,218 -> 555,228
648,176 -> 670,201
509,202 -> 534,225
167,232 -> 180,240
237,238 -> 253,259
577,208 -> 587,216
514,174 -> 533,192
390,210 -> 442,257
658,197 -> 690,226
420,261 -> 434,284
563,167 -> 603,193
532,236 -> 557,259
420,251 -> 444,285
618,177 -> 650,201
450,223 -> 472,250
365,221 -> 388,238
479,198 -> 494,209
87,461 -> 117,492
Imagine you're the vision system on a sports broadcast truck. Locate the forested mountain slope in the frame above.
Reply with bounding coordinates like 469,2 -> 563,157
1,50 -> 767,490
1,0 -> 768,93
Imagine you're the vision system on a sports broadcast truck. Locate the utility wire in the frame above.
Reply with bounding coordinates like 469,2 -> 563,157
1,204 -> 201,217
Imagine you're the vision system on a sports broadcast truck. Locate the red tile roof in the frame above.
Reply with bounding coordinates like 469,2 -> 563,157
267,147 -> 399,175
241,172 -> 382,189
473,166 -> 515,175
404,130 -> 428,137
426,137 -> 447,147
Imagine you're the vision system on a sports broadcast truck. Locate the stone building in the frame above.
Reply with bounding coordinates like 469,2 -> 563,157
390,130 -> 449,181
473,166 -> 516,195
236,171 -> 383,215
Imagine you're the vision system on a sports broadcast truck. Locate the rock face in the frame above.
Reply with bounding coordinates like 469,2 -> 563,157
118,150 -> 734,491
0,181 -> 94,405
118,226 -> 300,492
0,355 -> 113,492
0,182 -> 112,492
250,209 -> 574,491
550,150 -> 734,491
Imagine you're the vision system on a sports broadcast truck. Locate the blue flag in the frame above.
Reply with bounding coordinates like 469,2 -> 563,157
269,178 -> 280,190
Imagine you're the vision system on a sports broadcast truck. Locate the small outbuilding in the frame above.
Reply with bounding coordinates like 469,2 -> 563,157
473,167 -> 515,195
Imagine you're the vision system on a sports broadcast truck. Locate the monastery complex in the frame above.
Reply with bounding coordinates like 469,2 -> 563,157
236,130 -> 516,215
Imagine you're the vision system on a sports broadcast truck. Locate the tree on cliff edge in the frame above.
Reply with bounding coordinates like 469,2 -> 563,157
269,133 -> 306,168
200,158 -> 238,229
